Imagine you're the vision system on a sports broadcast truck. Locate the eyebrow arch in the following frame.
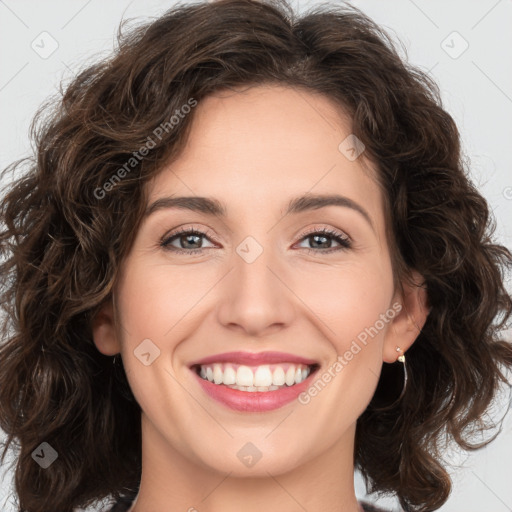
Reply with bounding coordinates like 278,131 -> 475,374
145,193 -> 374,230
285,194 -> 374,230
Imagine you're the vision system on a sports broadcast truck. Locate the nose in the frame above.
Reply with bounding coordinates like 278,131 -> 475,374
216,244 -> 296,338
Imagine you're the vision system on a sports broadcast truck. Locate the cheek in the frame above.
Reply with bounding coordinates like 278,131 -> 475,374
291,257 -> 394,348
113,260 -> 195,415
287,264 -> 394,435
115,258 -> 206,340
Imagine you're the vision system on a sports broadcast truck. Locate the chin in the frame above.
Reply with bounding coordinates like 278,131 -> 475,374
190,438 -> 309,478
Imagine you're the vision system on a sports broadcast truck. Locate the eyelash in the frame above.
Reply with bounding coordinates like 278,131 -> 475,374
159,225 -> 352,255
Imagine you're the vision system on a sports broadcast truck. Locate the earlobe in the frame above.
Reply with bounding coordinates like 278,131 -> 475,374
91,299 -> 121,356
383,270 -> 430,363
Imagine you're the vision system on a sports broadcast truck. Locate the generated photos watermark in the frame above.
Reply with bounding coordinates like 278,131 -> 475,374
298,302 -> 402,405
94,97 -> 197,200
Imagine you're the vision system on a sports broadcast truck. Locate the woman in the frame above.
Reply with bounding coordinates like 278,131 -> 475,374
1,1 -> 511,511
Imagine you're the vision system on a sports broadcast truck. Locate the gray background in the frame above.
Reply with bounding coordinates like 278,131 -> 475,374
1,0 -> 511,511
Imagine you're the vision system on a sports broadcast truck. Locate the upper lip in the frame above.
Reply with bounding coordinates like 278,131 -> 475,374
190,351 -> 319,367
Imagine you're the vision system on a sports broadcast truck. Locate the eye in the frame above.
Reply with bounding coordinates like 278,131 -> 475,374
160,226 -> 217,254
159,225 -> 352,256
294,227 -> 352,254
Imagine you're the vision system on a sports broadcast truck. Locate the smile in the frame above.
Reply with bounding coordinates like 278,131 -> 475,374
189,351 -> 320,412
195,362 -> 314,391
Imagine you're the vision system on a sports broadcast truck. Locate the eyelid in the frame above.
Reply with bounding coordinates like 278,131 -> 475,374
296,225 -> 351,244
292,225 -> 352,253
160,223 -> 353,253
161,224 -> 221,245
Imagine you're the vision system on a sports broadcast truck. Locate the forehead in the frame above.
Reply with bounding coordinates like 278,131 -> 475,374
147,84 -> 383,227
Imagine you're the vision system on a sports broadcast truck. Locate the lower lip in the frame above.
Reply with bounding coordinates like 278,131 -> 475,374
191,367 -> 318,412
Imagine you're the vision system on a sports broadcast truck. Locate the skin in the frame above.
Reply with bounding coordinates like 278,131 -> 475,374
93,84 -> 429,512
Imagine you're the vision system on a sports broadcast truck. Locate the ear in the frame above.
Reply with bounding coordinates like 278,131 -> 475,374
383,270 -> 430,363
92,299 -> 122,356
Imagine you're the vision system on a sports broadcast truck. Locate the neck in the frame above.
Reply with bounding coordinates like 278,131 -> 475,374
128,414 -> 362,512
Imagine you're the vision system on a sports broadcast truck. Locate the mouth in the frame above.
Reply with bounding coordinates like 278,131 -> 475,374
188,351 -> 320,412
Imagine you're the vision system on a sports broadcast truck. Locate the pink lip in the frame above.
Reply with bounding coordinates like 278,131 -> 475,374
189,351 -> 318,367
189,351 -> 320,412
191,367 -> 319,412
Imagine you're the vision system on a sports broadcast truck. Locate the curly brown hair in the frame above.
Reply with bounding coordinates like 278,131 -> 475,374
1,1 -> 511,511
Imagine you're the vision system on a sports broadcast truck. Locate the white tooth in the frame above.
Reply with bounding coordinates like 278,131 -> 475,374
223,365 -> 236,385
234,385 -> 248,391
254,365 -> 273,387
246,386 -> 257,392
206,367 -> 214,382
213,364 -> 223,384
301,368 -> 308,380
272,366 -> 285,386
236,365 -> 254,387
257,386 -> 270,391
200,366 -> 207,379
285,366 -> 296,386
295,367 -> 303,384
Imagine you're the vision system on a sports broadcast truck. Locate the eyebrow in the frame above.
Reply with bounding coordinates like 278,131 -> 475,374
144,193 -> 374,230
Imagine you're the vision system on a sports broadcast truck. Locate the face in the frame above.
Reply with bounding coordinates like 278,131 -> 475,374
94,84 -> 425,478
